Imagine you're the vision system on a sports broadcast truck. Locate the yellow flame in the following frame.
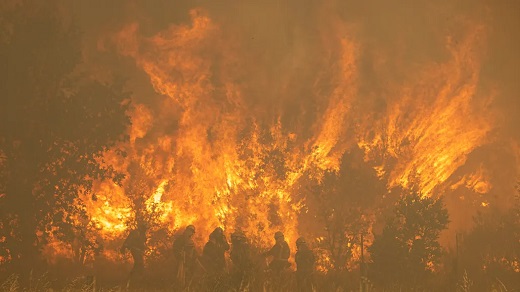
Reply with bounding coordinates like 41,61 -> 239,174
45,7 -> 498,269
358,25 -> 493,197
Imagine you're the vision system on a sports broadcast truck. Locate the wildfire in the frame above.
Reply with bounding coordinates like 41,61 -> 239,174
145,180 -> 173,224
42,5 -> 499,272
84,181 -> 133,237
357,26 -> 494,197
102,9 -> 361,251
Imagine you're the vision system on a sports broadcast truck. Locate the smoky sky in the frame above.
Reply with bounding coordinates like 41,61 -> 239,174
71,0 -> 519,134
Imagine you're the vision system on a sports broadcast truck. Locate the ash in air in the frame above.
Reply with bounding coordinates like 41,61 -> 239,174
0,0 -> 519,291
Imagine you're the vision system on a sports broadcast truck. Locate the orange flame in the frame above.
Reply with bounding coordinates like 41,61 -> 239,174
44,8 -> 501,272
358,25 -> 494,196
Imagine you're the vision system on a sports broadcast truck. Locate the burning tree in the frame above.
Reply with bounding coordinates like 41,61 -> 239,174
0,0 -> 130,280
369,191 -> 449,290
305,146 -> 384,272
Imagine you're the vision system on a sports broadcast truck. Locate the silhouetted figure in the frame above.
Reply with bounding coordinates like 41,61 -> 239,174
264,231 -> 291,273
263,231 -> 291,290
295,237 -> 315,292
92,235 -> 104,289
72,228 -> 90,264
93,236 -> 104,258
202,227 -> 230,289
120,223 -> 147,286
203,227 -> 230,274
172,225 -> 199,288
230,230 -> 252,289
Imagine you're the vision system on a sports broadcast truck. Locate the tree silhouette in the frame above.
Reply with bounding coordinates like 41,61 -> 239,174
458,189 -> 520,290
369,191 -> 449,290
306,146 -> 384,272
0,0 -> 130,279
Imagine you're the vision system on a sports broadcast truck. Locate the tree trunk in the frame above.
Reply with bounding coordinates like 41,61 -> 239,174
6,145 -> 43,285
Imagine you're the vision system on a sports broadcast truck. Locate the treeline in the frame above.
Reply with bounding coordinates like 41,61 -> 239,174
0,0 -> 130,284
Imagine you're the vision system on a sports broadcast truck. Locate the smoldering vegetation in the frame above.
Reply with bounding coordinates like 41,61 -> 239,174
1,0 -> 519,291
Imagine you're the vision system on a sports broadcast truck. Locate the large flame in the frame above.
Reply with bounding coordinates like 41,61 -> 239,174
92,10 -> 362,250
56,6 -> 501,272
357,25 -> 494,196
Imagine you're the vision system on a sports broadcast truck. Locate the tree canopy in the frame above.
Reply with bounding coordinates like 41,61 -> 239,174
0,0 -> 130,278
369,191 -> 449,290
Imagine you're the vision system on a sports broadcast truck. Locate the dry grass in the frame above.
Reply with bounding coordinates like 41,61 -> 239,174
3,268 -> 516,291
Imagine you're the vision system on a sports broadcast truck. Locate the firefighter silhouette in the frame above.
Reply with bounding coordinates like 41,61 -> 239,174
263,231 -> 291,290
172,225 -> 202,288
295,237 -> 315,291
264,231 -> 291,273
120,221 -> 147,286
202,227 -> 230,275
202,227 -> 230,289
230,230 -> 252,289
